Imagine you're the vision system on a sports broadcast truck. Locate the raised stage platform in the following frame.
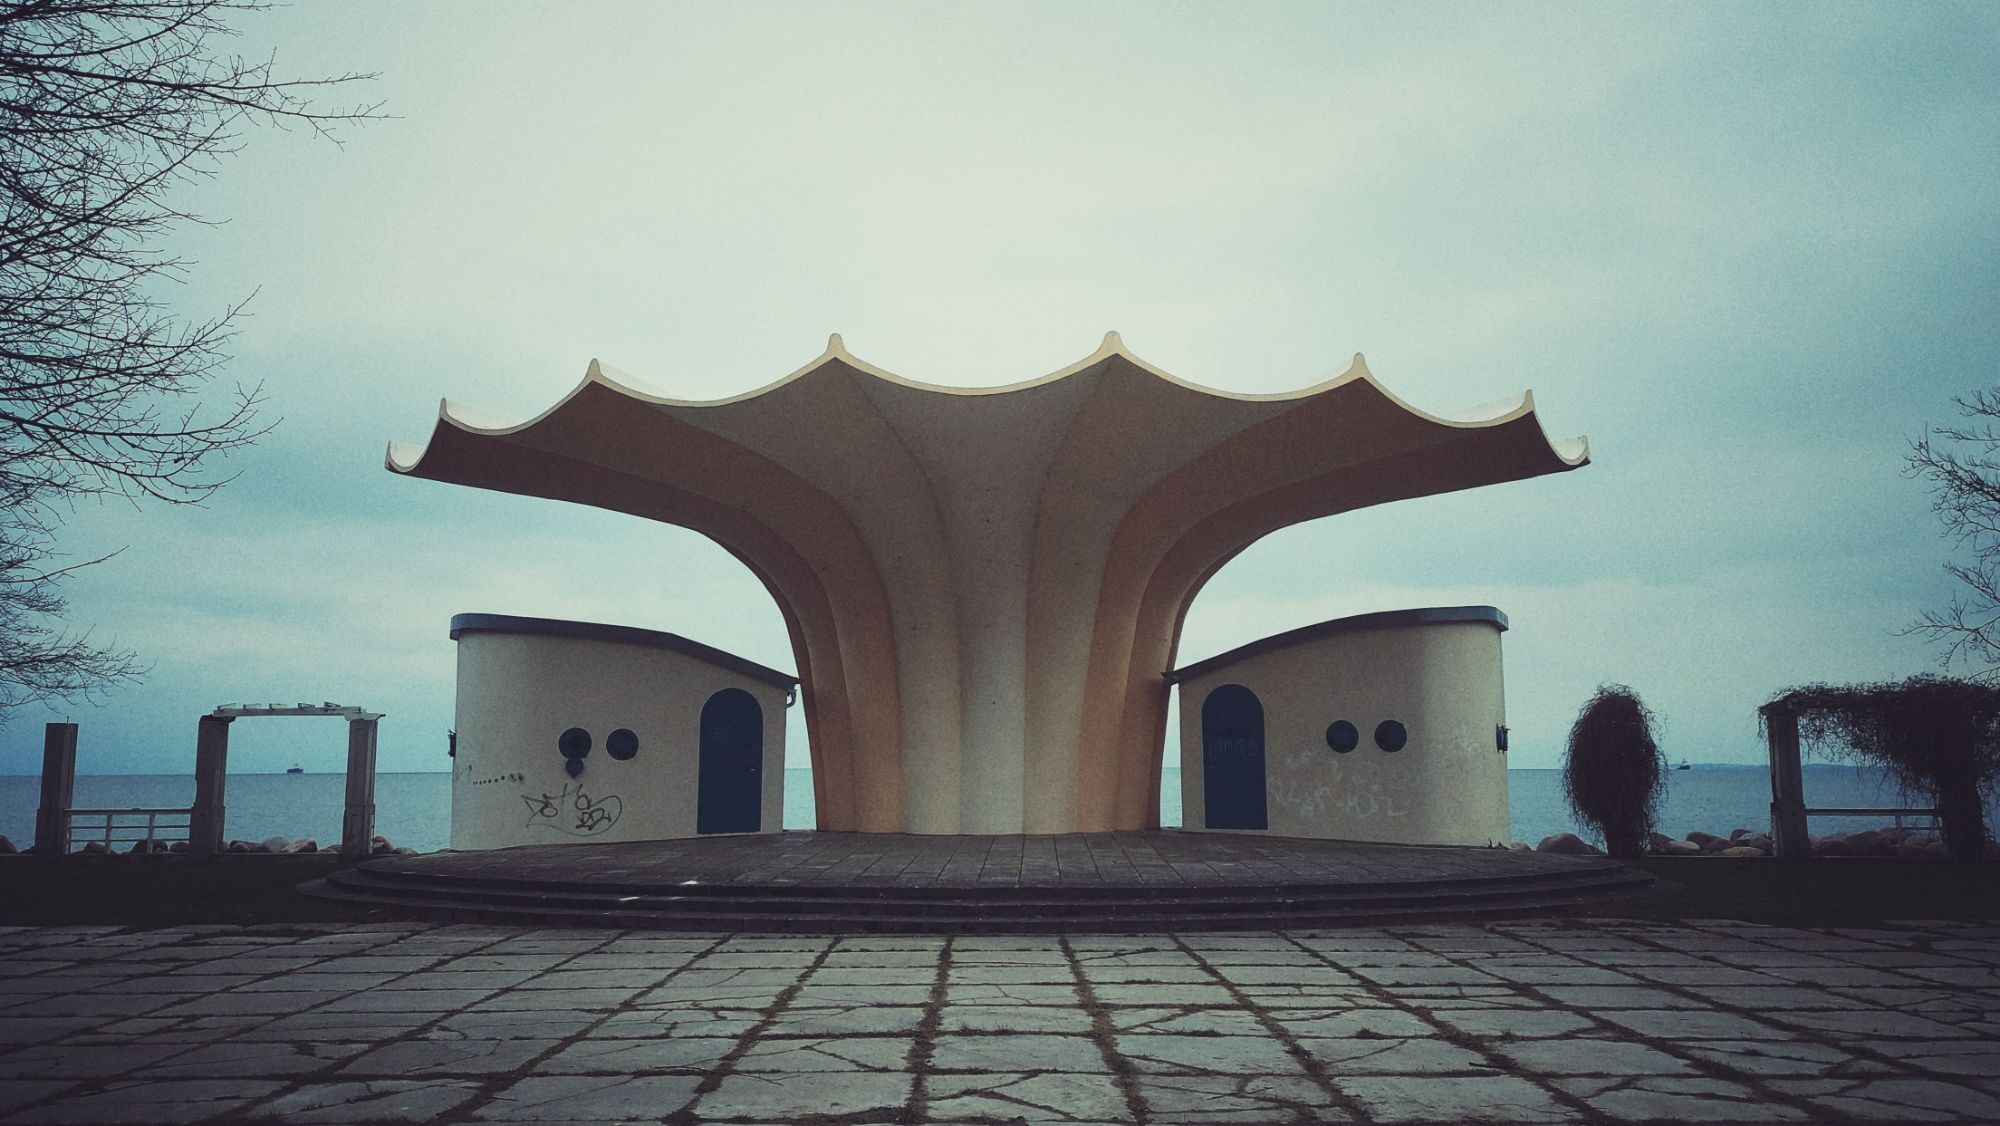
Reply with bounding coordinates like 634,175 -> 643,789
305,831 -> 1652,932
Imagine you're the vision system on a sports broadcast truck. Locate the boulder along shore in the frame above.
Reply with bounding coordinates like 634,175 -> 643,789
1523,825 -> 1997,859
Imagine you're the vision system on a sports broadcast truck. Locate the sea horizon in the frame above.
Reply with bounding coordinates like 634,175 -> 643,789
4,764 -> 1975,858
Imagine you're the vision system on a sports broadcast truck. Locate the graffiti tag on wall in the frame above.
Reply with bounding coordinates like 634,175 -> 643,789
521,782 -> 623,836
1336,781 -> 1411,821
1278,777 -> 1412,823
1279,746 -> 1411,824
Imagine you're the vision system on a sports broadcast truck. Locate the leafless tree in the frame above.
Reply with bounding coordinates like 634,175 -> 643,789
1908,387 -> 2000,678
0,529 -> 138,711
0,0 -> 378,714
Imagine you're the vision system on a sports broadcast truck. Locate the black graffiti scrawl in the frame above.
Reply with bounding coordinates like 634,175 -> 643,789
521,782 -> 623,836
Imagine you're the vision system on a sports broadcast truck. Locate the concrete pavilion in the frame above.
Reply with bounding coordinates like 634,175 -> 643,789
388,334 -> 1587,835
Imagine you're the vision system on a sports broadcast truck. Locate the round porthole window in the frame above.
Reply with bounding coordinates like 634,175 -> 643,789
1325,720 -> 1359,753
607,728 -> 639,761
1374,720 -> 1407,752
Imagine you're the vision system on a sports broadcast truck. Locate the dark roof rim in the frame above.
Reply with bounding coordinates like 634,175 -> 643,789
449,612 -> 798,690
1166,605 -> 1507,684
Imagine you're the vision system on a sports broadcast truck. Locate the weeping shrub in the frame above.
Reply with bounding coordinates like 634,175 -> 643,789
1562,685 -> 1667,858
1763,676 -> 2000,863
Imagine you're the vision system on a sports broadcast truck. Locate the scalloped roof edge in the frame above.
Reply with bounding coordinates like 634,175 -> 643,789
385,336 -> 1591,474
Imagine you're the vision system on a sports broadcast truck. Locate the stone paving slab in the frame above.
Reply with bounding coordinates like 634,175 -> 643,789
0,919 -> 1997,1122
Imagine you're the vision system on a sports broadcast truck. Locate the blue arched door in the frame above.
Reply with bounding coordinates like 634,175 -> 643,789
1201,683 -> 1267,830
697,689 -> 763,834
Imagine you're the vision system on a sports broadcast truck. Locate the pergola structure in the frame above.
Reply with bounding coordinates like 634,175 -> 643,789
389,335 -> 1587,834
191,703 -> 383,862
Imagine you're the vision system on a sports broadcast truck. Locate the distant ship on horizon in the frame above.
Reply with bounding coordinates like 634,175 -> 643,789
1676,759 -> 1691,771
286,764 -> 304,775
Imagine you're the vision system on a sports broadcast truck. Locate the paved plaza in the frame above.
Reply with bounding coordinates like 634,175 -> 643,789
0,918 -> 1996,1124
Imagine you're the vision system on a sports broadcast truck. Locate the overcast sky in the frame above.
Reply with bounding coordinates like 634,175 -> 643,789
6,1 -> 1997,778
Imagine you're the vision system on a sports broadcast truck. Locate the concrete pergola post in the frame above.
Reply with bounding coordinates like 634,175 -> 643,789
194,704 -> 385,863
1765,705 -> 1811,861
32,722 -> 77,856
188,714 -> 233,860
341,715 -> 379,863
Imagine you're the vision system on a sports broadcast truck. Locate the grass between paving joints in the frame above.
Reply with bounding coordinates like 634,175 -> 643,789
0,919 -> 1997,1124
0,853 -> 1997,928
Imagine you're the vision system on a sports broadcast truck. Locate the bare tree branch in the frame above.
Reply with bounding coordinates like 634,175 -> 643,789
1907,389 -> 2000,681
0,0 -> 379,719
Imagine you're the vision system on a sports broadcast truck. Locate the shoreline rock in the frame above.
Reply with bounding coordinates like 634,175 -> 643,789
1638,822 -> 1969,858
3,834 -> 418,858
1535,832 -> 1601,855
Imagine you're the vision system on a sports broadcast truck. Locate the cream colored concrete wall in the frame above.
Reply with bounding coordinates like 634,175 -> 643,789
1179,619 -> 1509,846
451,631 -> 787,850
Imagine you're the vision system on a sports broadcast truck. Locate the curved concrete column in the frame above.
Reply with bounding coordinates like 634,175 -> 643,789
389,336 -> 1587,833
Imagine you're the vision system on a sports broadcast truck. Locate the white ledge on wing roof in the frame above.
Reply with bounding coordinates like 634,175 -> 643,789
386,335 -> 1590,472
1550,433 -> 1591,463
384,439 -> 426,474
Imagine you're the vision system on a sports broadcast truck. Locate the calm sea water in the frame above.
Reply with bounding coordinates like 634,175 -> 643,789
0,765 -> 1975,854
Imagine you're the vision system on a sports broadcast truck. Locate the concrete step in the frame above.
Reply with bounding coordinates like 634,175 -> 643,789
302,863 -> 1653,932
322,863 -> 1648,913
339,867 -> 1630,902
299,881 -> 1651,932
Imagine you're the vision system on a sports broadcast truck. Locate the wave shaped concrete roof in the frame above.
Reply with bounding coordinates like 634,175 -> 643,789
390,335 -> 1586,834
